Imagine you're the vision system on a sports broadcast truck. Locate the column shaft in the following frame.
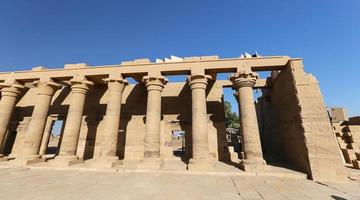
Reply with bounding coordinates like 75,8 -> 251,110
237,86 -> 263,160
100,79 -> 127,158
22,81 -> 60,157
58,81 -> 92,157
230,70 -> 265,168
143,76 -> 167,159
188,75 -> 211,160
0,85 -> 24,154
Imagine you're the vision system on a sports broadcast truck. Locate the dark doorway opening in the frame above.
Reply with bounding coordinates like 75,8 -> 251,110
172,130 -> 185,157
2,130 -> 17,155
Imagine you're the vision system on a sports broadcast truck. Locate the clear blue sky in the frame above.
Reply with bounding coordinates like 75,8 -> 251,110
1,0 -> 359,117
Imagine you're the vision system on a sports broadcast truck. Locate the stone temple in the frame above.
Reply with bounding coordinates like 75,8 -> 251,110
0,55 -> 358,183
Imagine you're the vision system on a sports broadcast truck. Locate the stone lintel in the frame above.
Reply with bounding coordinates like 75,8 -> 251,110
32,66 -> 47,71
64,63 -> 88,69
122,58 -> 151,65
200,55 -> 219,61
183,56 -> 201,62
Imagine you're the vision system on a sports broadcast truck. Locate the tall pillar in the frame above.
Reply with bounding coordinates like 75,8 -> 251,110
230,70 -> 265,171
54,77 -> 93,166
18,80 -> 61,164
233,91 -> 244,159
0,83 -> 24,158
90,77 -> 127,168
187,74 -> 213,169
142,75 -> 168,159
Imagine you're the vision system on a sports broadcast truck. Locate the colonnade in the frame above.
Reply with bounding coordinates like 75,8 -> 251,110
0,70 -> 265,170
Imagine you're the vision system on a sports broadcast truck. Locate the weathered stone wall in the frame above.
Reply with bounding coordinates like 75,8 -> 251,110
255,89 -> 280,162
6,81 -> 228,162
290,60 -> 346,181
269,63 -> 312,174
259,60 -> 347,181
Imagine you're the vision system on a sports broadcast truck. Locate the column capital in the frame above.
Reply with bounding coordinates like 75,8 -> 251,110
0,83 -> 25,97
142,76 -> 168,91
70,77 -> 93,94
187,74 -> 212,90
230,70 -> 259,89
104,77 -> 128,85
33,80 -> 61,96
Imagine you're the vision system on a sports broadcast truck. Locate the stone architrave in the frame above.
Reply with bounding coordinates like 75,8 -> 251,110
17,80 -> 61,165
230,70 -> 266,171
0,83 -> 25,159
54,76 -> 93,166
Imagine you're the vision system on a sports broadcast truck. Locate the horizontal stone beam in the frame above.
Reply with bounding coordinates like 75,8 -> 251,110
0,56 -> 291,82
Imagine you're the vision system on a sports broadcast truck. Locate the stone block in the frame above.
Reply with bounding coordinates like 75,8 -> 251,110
86,158 -> 122,168
161,159 -> 187,171
329,107 -> 349,122
64,63 -> 88,69
50,156 -> 83,167
32,66 -> 47,71
200,55 -> 219,61
183,56 -> 201,61
10,156 -> 45,166
352,160 -> 360,169
121,159 -> 142,170
137,158 -> 163,170
188,159 -> 216,171
240,159 -> 267,172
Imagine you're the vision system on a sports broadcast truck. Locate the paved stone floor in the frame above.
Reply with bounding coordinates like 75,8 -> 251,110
0,168 -> 359,200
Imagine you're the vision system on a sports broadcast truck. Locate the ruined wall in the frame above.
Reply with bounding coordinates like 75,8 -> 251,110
268,64 -> 311,174
262,60 -> 347,181
256,89 -> 280,162
5,81 -> 228,162
290,60 -> 346,181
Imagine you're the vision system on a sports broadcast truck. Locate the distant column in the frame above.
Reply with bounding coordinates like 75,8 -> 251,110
188,74 -> 211,160
233,91 -> 244,159
99,77 -> 127,159
230,70 -> 265,171
0,83 -> 24,157
55,77 -> 92,165
143,76 -> 168,159
20,81 -> 61,161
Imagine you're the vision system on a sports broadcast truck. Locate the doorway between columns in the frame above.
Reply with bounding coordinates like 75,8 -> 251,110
42,118 -> 65,159
171,130 -> 185,158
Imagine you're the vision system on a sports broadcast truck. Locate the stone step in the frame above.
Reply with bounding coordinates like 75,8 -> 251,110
338,141 -> 348,149
343,131 -> 352,137
341,149 -> 357,163
352,160 -> 360,169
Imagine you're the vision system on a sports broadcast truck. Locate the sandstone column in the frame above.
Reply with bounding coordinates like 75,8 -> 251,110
230,70 -> 265,171
187,74 -> 212,169
91,77 -> 127,167
0,83 -> 24,158
142,76 -> 168,159
233,91 -> 244,159
55,77 -> 93,166
19,81 -> 61,164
